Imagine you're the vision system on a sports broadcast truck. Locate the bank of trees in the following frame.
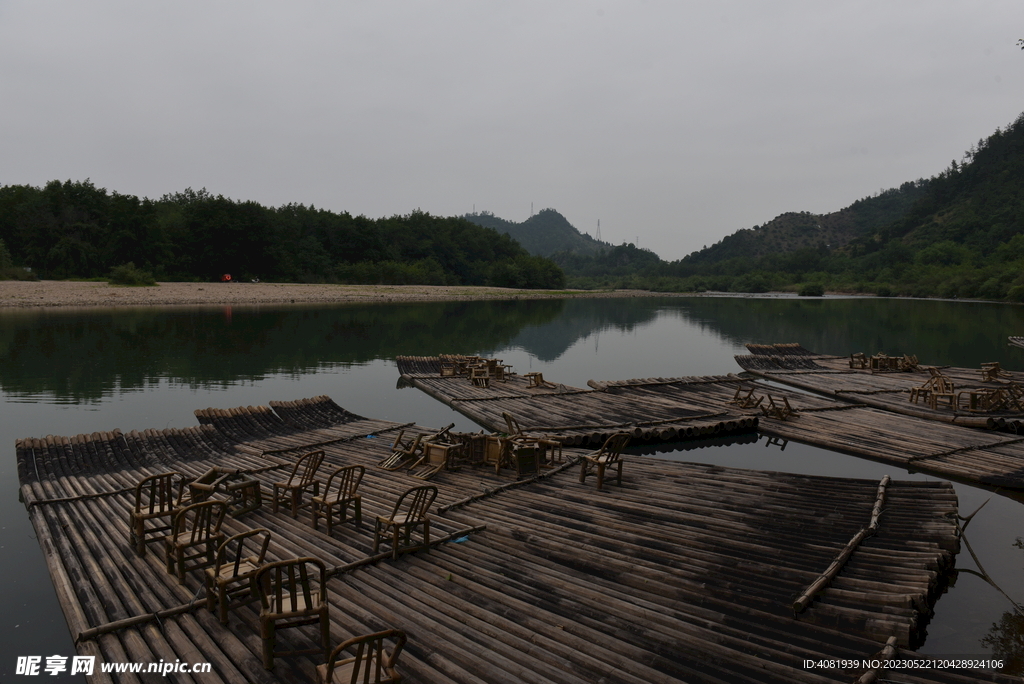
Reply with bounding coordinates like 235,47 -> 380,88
0,183 -> 565,289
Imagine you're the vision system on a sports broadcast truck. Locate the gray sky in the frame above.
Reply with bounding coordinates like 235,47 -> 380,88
2,1 -> 1022,261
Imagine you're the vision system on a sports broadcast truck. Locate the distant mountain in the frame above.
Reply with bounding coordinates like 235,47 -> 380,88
463,209 -> 612,258
661,110 -> 1024,300
682,181 -> 929,267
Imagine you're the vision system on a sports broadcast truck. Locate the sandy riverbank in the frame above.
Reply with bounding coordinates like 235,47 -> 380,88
0,280 -> 677,309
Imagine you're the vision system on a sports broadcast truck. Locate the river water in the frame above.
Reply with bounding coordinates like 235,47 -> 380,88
3,295 -> 1024,677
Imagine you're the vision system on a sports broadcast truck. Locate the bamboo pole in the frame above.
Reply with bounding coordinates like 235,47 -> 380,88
792,475 -> 890,614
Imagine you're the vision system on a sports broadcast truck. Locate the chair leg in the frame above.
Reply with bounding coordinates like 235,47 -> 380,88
579,460 -> 588,483
354,499 -> 362,527
218,584 -> 230,624
392,526 -> 400,560
272,485 -> 280,514
205,574 -> 216,613
372,522 -> 381,554
261,619 -> 275,669
320,608 -> 331,662
423,520 -> 430,554
176,548 -> 186,584
596,463 -> 605,491
129,513 -> 141,556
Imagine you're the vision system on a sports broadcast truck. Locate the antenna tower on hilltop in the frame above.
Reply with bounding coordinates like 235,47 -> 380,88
596,219 -> 601,242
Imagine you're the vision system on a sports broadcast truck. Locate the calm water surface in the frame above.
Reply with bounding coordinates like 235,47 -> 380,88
4,295 -> 1024,678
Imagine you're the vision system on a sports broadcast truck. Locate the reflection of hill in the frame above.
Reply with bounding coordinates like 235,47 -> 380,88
503,298 -> 664,361
0,300 -> 566,400
674,296 -> 1024,370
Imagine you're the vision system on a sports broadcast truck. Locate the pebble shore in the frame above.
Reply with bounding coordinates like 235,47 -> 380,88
0,280 -> 672,309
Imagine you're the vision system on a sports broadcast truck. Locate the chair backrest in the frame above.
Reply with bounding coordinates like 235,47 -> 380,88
284,450 -> 325,487
387,486 -> 437,523
391,431 -> 423,456
428,424 -> 454,442
134,471 -> 183,515
502,412 -> 523,437
172,500 -> 228,545
324,465 -> 364,503
215,528 -> 272,578
597,433 -> 631,463
324,629 -> 407,684
256,557 -> 326,615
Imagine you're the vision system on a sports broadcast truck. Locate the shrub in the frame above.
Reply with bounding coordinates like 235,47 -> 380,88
731,274 -> 770,293
108,262 -> 157,286
798,283 -> 825,296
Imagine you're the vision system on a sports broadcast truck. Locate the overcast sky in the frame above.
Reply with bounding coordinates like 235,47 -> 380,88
2,1 -> 1022,261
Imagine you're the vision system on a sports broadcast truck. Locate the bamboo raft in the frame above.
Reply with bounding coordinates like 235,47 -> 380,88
15,396 -> 1011,683
400,355 -> 1024,491
396,356 -> 759,445
737,343 -> 1024,431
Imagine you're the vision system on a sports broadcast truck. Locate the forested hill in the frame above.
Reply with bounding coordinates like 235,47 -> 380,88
0,184 -> 565,288
650,110 -> 1024,299
683,181 -> 929,266
464,208 -> 609,257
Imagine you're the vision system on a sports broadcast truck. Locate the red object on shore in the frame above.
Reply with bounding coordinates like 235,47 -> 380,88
221,273 -> 231,282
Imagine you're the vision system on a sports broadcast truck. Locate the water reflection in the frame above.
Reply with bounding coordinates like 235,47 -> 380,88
673,296 -> 1024,368
0,300 -> 574,400
984,610 -> 1024,674
982,538 -> 1024,675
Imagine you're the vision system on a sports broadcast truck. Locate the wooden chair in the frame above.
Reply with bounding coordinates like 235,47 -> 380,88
373,486 -> 438,559
317,629 -> 407,684
579,433 -> 631,490
312,465 -> 364,534
898,354 -> 920,372
869,353 -> 892,371
727,387 -> 764,409
164,500 -> 228,584
409,440 -> 461,480
272,450 -> 325,518
484,358 -> 511,383
205,528 -> 272,624
469,364 -> 490,388
379,431 -> 425,471
911,369 -> 956,409
186,466 -> 263,516
849,352 -> 867,369
439,357 -> 458,377
256,558 -> 331,670
501,411 -> 563,468
982,362 -> 1010,382
760,395 -> 797,420
129,471 -> 184,556
524,371 -> 554,388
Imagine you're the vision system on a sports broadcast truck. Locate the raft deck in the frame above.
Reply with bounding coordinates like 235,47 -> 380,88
15,395 -> 1008,683
400,355 -> 1024,491
736,343 -> 1024,431
396,356 -> 758,445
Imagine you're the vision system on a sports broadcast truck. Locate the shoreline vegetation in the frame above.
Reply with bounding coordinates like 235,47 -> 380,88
0,280 -> 681,309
